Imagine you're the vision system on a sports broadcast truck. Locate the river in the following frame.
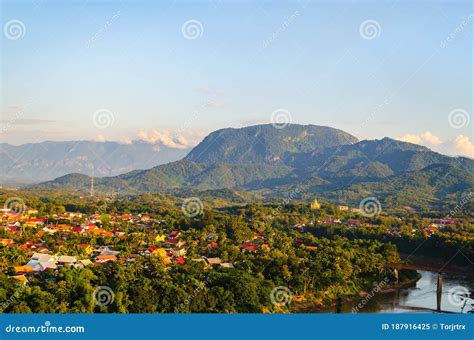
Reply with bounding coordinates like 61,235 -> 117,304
319,271 -> 474,313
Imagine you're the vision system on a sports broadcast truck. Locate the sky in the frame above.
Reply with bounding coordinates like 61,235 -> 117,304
0,0 -> 473,157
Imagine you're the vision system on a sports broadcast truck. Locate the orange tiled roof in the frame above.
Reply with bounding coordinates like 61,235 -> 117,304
12,275 -> 28,283
13,265 -> 34,274
96,254 -> 117,262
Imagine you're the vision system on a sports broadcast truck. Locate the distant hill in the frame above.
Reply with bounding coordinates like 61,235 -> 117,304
290,137 -> 473,183
267,163 -> 473,210
32,124 -> 474,210
346,164 -> 473,209
0,141 -> 189,184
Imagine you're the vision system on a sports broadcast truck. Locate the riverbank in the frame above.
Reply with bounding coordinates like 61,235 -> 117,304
378,275 -> 421,293
293,270 -> 474,314
291,274 -> 421,313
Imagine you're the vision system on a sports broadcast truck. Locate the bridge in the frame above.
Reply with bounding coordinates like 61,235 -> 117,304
385,262 -> 472,313
386,263 -> 468,274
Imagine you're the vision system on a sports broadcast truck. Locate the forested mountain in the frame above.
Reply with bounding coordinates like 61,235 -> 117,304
32,124 -> 473,210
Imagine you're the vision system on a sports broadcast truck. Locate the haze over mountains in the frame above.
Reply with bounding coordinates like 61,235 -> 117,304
0,141 -> 190,184
32,124 -> 473,210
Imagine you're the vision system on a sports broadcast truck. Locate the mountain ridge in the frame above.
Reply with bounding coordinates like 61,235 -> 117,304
0,140 -> 190,184
185,124 -> 359,165
29,124 -> 474,210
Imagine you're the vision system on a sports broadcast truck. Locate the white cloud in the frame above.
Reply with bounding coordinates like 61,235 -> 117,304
197,85 -> 224,96
396,131 -> 441,146
451,135 -> 474,158
94,134 -> 107,142
396,131 -> 474,158
205,101 -> 224,108
134,128 -> 205,149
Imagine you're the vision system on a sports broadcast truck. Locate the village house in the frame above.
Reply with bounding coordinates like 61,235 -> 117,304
146,247 -> 171,265
0,225 -> 19,233
203,257 -> 234,269
171,247 -> 187,257
78,244 -> 94,255
242,241 -> 257,253
13,265 -> 34,275
155,234 -> 166,242
207,241 -> 219,249
26,260 -> 58,272
57,256 -> 77,266
347,219 -> 359,227
204,257 -> 222,266
98,248 -> 120,256
33,245 -> 50,254
41,226 -> 57,235
437,218 -> 455,226
219,262 -> 234,269
292,223 -> 305,229
24,218 -> 46,227
140,215 -> 151,222
175,256 -> 186,265
96,254 -> 117,263
0,239 -> 14,246
73,259 -> 93,269
12,274 -> 28,284
53,224 -> 71,232
425,224 -> 440,235
31,253 -> 55,262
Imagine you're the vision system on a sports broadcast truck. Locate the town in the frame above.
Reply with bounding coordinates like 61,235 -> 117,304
0,193 -> 471,313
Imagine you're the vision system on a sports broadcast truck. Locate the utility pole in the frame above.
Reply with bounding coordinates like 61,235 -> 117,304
436,272 -> 443,312
90,167 -> 95,197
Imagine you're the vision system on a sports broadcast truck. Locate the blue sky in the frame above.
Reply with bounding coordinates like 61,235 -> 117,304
1,0 -> 472,157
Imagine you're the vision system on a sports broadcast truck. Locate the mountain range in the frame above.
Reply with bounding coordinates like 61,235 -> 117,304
31,124 -> 473,210
0,141 -> 189,184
